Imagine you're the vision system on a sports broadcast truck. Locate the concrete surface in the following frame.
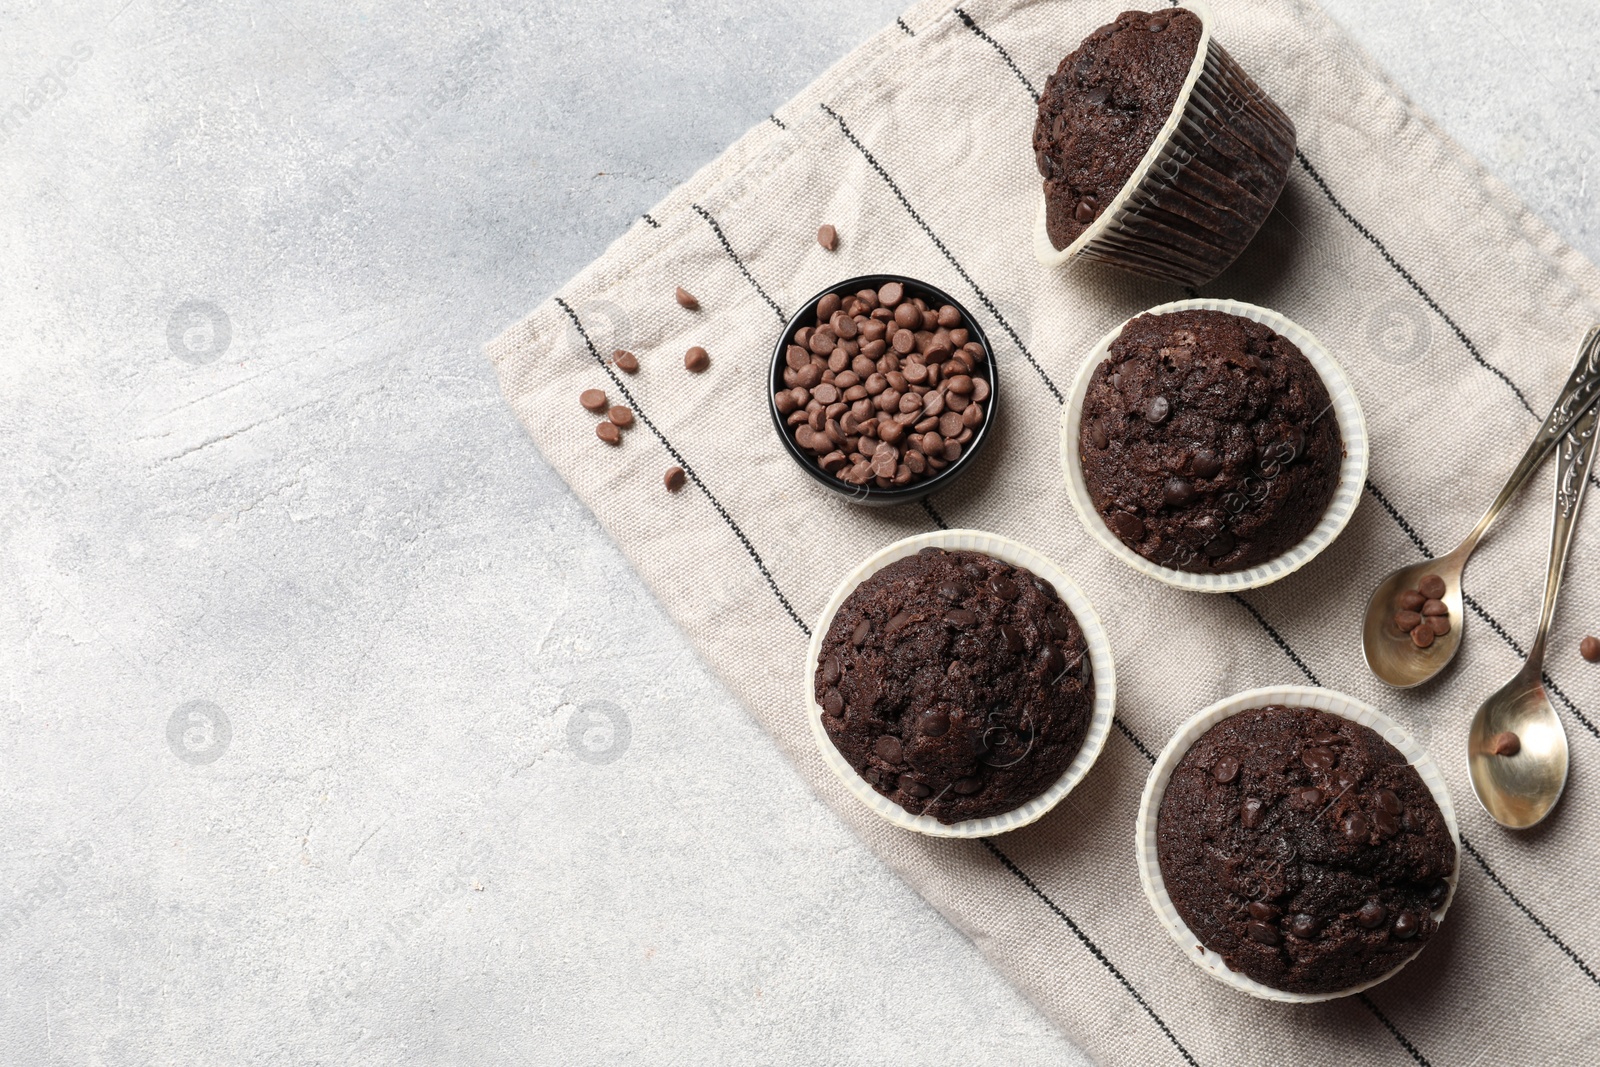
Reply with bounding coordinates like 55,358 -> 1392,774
1,1 -> 1595,1064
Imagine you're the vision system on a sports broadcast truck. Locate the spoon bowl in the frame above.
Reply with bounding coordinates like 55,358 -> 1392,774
1361,552 -> 1466,689
1468,668 -> 1570,829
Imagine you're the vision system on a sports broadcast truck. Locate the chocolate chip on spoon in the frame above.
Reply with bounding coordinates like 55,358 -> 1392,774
1489,731 -> 1521,757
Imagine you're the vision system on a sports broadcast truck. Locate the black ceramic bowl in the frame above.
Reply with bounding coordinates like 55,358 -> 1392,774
768,274 -> 1000,506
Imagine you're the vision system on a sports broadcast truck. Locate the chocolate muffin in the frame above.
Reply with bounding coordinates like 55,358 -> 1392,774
1079,309 -> 1343,573
815,547 -> 1094,823
1034,9 -> 1203,249
1156,706 -> 1455,995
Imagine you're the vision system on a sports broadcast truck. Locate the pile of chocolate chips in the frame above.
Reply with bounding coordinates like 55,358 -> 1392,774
775,281 -> 990,488
1394,573 -> 1450,648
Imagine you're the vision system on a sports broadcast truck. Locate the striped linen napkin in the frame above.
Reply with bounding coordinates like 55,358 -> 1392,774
488,0 -> 1600,1062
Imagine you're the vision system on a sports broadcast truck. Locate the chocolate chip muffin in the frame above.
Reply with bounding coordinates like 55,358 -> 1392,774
1034,9 -> 1203,249
1079,309 -> 1343,573
815,547 -> 1094,823
1156,706 -> 1455,995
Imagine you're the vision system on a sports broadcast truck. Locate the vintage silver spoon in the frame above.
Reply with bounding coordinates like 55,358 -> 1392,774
1362,327 -> 1600,688
1467,399 -> 1600,828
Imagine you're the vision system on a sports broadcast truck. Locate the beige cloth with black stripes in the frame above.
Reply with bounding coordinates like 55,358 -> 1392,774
487,0 -> 1600,1061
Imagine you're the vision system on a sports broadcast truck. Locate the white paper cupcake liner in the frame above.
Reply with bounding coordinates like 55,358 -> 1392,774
1060,298 -> 1369,592
1034,0 -> 1298,287
804,529 -> 1116,838
1134,685 -> 1461,1003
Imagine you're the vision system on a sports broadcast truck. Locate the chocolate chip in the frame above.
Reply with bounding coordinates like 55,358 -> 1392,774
1212,756 -> 1239,784
920,709 -> 950,737
952,776 -> 983,795
1402,806 -> 1421,832
675,286 -> 699,310
851,619 -> 870,646
1356,901 -> 1387,929
1204,531 -> 1236,558
1583,636 -> 1600,662
663,466 -> 686,492
1147,17 -> 1168,31
885,610 -> 912,635
1377,789 -> 1402,815
1144,396 -> 1170,424
1245,920 -> 1281,946
613,349 -> 639,374
580,388 -> 608,411
1394,610 -> 1423,633
1289,914 -> 1321,939
999,624 -> 1024,653
608,405 -> 634,428
1247,901 -> 1279,921
1421,598 -> 1447,617
1085,86 -> 1108,106
877,281 -> 904,307
823,689 -> 843,716
1241,797 -> 1265,828
817,224 -> 838,251
1047,612 -> 1071,640
1392,911 -> 1419,940
1426,881 -> 1450,909
1106,511 -> 1146,542
1163,477 -> 1194,508
988,575 -> 1019,600
875,735 -> 903,762
1398,589 -> 1426,611
685,346 -> 710,372
596,421 -> 621,445
944,608 -> 976,627
1410,624 -> 1435,648
938,582 -> 968,602
1418,574 -> 1446,599
898,774 -> 930,798
1300,787 -> 1323,806
1301,746 -> 1335,772
1074,198 -> 1096,224
1042,644 -> 1066,677
1490,731 -> 1521,757
1089,420 -> 1109,450
1342,812 -> 1370,842
1427,614 -> 1450,636
1192,449 -> 1222,479
1373,809 -> 1400,836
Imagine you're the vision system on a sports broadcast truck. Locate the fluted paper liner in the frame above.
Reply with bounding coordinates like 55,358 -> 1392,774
804,529 -> 1116,837
1034,0 -> 1297,287
1060,298 -> 1368,592
1135,685 -> 1461,1003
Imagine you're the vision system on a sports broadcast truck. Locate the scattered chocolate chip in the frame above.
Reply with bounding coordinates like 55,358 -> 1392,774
613,349 -> 639,373
1356,901 -> 1387,929
1489,731 -> 1521,757
580,388 -> 608,412
1212,756 -> 1239,784
1392,911 -> 1419,940
685,346 -> 710,372
1418,574 -> 1446,599
1245,920 -> 1281,946
1583,636 -> 1600,662
817,223 -> 838,251
608,405 -> 634,428
596,421 -> 621,445
675,286 -> 699,310
664,466 -> 686,492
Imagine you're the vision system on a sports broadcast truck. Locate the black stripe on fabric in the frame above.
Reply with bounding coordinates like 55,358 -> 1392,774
555,297 -> 810,635
820,102 -> 1065,404
1293,150 -> 1534,417
1460,833 -> 1600,988
955,9 -> 1039,103
896,16 -> 914,36
691,204 -> 787,324
1356,994 -> 1431,1067
981,839 -> 1200,1067
1116,719 -> 1157,764
1226,592 -> 1322,686
768,113 -> 787,131
920,498 -> 950,529
642,214 -> 661,229
1362,478 -> 1600,742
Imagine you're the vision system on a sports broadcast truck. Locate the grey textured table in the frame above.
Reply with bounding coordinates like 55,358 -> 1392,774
2,1 -> 1595,1063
